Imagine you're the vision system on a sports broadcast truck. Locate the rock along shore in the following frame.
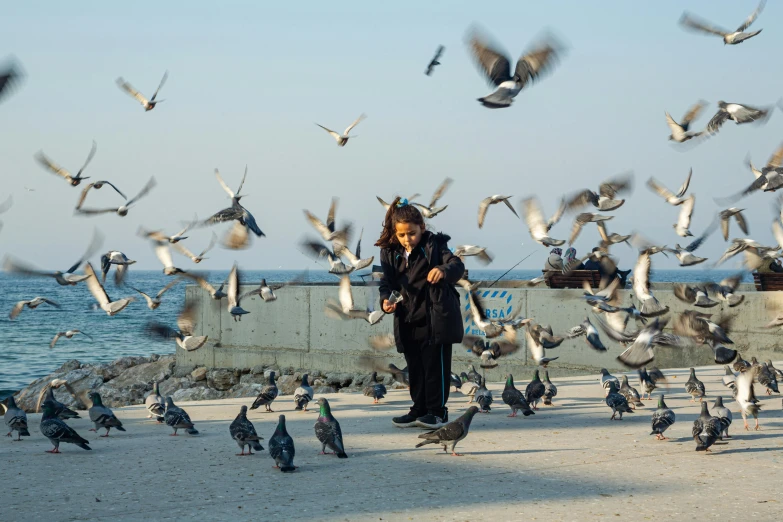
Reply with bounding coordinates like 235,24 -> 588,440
12,354 -> 406,412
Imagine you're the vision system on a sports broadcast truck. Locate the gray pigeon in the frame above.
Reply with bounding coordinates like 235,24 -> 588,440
650,394 -> 675,440
294,374 -> 314,411
605,381 -> 634,420
3,396 -> 30,440
685,367 -> 706,402
250,371 -> 278,412
619,375 -> 643,408
362,372 -> 387,404
474,377 -> 493,413
230,405 -> 264,456
756,363 -> 779,395
525,369 -> 545,410
40,402 -> 91,452
164,397 -> 198,436
502,374 -> 534,417
88,392 -> 126,437
542,371 -> 558,406
450,372 -> 462,392
43,387 -> 80,420
459,373 -> 479,402
269,414 -> 296,472
313,398 -> 347,458
600,368 -> 620,397
692,402 -> 722,452
145,381 -> 165,422
415,406 -> 479,456
712,396 -> 732,439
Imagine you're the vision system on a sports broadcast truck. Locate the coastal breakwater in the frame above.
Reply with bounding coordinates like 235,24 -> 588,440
180,281 -> 783,381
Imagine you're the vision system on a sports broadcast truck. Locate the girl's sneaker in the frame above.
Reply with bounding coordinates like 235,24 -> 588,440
415,414 -> 445,429
392,412 -> 420,428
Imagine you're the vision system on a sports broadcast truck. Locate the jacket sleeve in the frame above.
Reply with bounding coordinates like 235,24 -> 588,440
436,240 -> 465,285
378,249 -> 397,310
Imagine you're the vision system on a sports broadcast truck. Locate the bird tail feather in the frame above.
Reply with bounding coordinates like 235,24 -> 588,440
186,427 -> 199,435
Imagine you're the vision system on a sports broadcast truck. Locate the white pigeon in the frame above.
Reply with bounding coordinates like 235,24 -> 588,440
83,263 -> 136,316
316,114 -> 366,147
324,275 -> 384,325
478,195 -> 519,228
116,71 -> 168,111
679,1 -> 766,45
50,329 -> 93,349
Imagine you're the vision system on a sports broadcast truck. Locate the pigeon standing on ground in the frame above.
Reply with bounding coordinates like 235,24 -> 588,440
250,372 -> 279,412
269,415 -> 296,472
650,395 -> 675,440
474,377 -> 493,413
459,373 -> 479,402
145,381 -> 165,422
88,392 -> 126,437
600,368 -> 620,397
42,387 -> 80,420
735,371 -> 761,431
722,366 -> 737,390
362,372 -> 387,404
313,398 -> 347,458
502,374 -> 534,417
692,402 -> 722,452
450,372 -> 462,392
294,374 -> 314,411
525,370 -> 546,410
685,368 -> 706,402
543,371 -> 558,406
415,406 -> 479,456
605,381 -> 634,420
3,396 -> 30,441
230,405 -> 264,456
638,367 -> 667,400
712,396 -> 733,439
619,375 -> 644,408
39,402 -> 91,453
164,397 -> 198,436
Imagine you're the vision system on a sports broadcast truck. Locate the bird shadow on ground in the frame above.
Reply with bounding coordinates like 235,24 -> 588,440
712,446 -> 781,455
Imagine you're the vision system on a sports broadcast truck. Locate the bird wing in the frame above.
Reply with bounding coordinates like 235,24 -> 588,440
679,13 -> 729,36
522,197 -> 548,238
736,0 -> 765,32
734,210 -> 749,235
338,275 -> 355,313
83,263 -> 111,307
115,77 -> 148,105
673,283 -> 696,304
677,169 -> 693,198
177,299 -> 199,336
466,27 -> 512,87
766,142 -> 783,169
198,232 -> 218,258
304,210 -> 333,241
180,272 -> 216,295
214,168 -> 235,198
568,215 -> 589,245
171,242 -> 197,261
646,177 -> 678,203
477,197 -> 494,228
66,229 -> 104,273
129,286 -> 154,307
514,34 -> 563,88
633,251 -> 653,300
76,184 -> 94,209
50,332 -> 64,349
343,114 -> 366,135
432,45 -> 445,62
0,195 -> 12,215
154,242 -> 175,269
98,180 -> 126,199
677,195 -> 695,231
227,263 -> 239,308
706,110 -> 730,135
235,165 -> 248,198
565,189 -> 595,211
156,277 -> 182,299
665,112 -> 683,135
326,197 -> 338,233
9,301 -> 29,320
34,152 -> 72,181
681,102 -> 706,128
598,173 -> 633,199
429,177 -> 453,208
77,140 -> 97,177
315,123 -> 341,140
126,177 -> 157,206
74,207 -> 120,216
150,70 -> 168,101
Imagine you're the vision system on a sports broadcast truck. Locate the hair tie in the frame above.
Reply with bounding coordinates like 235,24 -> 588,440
396,198 -> 408,208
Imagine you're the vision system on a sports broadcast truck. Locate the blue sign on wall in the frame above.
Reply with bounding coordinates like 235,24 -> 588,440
463,290 -> 516,336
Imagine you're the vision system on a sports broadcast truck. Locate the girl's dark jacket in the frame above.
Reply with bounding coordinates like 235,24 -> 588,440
378,232 -> 465,353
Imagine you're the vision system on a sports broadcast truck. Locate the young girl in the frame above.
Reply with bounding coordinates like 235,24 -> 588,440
376,197 -> 465,429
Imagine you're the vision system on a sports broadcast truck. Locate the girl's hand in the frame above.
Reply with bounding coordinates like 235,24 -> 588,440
382,300 -> 396,313
427,267 -> 445,284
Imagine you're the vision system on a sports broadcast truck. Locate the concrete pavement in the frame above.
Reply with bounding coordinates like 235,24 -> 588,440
2,364 -> 782,521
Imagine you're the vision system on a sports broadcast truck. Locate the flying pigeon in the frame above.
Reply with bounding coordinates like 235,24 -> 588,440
34,140 -> 97,187
9,296 -> 60,320
665,102 -> 706,142
116,71 -> 168,111
315,114 -> 366,147
425,45 -> 444,76
478,195 -> 519,228
679,1 -> 766,45
145,298 -> 208,351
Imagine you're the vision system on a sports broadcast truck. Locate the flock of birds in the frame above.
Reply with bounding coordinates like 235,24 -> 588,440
1,2 -> 783,464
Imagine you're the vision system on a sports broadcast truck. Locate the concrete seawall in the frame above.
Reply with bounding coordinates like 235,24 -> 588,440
179,281 -> 783,379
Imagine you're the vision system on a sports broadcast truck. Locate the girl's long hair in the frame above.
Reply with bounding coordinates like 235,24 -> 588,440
375,196 -> 426,249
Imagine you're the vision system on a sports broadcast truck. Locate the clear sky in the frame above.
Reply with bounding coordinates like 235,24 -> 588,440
1,1 -> 781,274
